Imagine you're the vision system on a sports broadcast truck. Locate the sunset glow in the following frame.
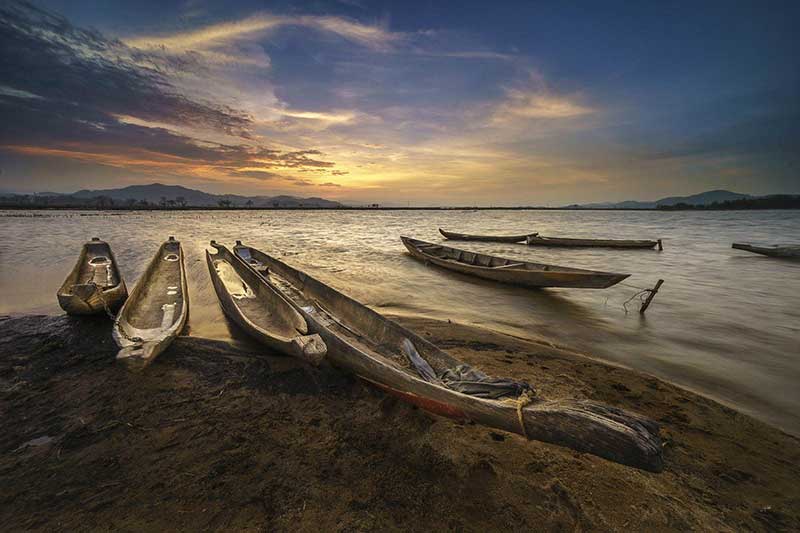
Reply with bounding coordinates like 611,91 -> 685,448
1,1 -> 797,204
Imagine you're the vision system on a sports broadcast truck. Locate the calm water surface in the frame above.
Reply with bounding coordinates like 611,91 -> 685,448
1,209 -> 798,434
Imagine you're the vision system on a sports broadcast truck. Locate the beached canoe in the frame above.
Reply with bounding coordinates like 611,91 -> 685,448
526,235 -> 661,249
732,243 -> 800,258
57,237 -> 127,315
439,228 -> 536,243
113,237 -> 188,370
206,241 -> 326,365
401,236 -> 629,289
233,241 -> 663,471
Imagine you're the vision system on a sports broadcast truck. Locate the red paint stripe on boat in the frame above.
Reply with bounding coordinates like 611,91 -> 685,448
362,378 -> 469,421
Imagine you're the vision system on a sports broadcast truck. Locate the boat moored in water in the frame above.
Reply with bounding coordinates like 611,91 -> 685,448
231,240 -> 663,471
57,237 -> 127,315
113,236 -> 188,370
732,243 -> 800,258
402,236 -> 629,289
439,228 -> 536,243
526,235 -> 662,249
206,241 -> 326,364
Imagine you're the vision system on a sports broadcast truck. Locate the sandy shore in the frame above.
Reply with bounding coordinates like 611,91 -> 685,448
1,313 -> 799,531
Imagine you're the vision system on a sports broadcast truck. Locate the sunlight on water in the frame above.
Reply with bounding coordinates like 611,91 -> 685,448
1,209 -> 798,434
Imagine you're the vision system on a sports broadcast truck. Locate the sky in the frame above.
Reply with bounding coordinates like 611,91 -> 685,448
0,0 -> 797,206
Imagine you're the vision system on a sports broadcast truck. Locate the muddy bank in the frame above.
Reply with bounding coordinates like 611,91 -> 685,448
1,314 -> 799,531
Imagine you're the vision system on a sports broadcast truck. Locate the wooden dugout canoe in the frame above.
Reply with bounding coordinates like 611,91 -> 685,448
57,237 -> 127,315
206,241 -> 326,365
402,236 -> 629,289
439,228 -> 536,243
732,243 -> 800,258
526,235 -> 661,249
113,237 -> 188,370
232,241 -> 663,471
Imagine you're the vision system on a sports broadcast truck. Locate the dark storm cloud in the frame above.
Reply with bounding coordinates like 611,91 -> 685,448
0,1 -> 251,137
0,1 -> 337,176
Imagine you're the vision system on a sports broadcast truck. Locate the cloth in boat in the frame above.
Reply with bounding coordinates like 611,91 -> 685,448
401,339 -> 533,400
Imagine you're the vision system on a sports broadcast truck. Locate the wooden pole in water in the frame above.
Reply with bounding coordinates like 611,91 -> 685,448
640,279 -> 664,314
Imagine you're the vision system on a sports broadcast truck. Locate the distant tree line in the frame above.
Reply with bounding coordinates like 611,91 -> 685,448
0,194 -> 193,209
656,195 -> 800,210
0,194 -> 335,209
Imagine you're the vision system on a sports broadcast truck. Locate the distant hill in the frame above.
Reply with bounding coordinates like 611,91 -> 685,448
11,183 -> 342,208
572,190 -> 754,209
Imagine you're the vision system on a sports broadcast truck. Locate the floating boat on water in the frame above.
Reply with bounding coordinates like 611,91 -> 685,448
232,240 -> 662,471
526,235 -> 662,249
732,243 -> 800,258
113,237 -> 188,370
401,236 -> 629,289
206,241 -> 326,365
439,228 -> 536,243
57,237 -> 127,315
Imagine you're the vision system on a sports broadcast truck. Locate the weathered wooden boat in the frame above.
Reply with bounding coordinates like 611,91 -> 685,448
206,241 -> 326,365
57,237 -> 127,315
401,236 -> 629,289
526,235 -> 662,249
439,228 -> 536,243
113,237 -> 188,370
732,243 -> 800,258
233,241 -> 663,471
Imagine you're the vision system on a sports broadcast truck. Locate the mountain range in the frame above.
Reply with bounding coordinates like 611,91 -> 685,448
1,184 -> 793,209
5,183 -> 342,208
566,190 -> 754,209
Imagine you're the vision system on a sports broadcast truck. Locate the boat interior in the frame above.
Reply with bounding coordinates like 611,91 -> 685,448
237,245 -> 461,377
124,240 -> 184,334
209,245 -> 308,340
66,240 -> 120,293
408,239 -> 563,272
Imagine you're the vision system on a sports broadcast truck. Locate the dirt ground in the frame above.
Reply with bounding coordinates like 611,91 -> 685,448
1,313 -> 799,532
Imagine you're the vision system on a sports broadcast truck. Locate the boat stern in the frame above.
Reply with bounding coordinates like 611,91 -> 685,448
290,334 -> 327,366
116,342 -> 161,371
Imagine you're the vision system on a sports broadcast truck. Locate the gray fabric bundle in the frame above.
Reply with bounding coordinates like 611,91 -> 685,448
401,338 -> 534,400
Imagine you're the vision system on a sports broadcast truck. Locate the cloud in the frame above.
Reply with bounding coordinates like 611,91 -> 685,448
492,90 -> 593,123
0,1 -> 252,137
0,1 -> 340,186
233,168 -> 281,180
258,108 -> 373,132
331,170 -> 349,175
125,13 -> 402,57
320,182 -> 342,187
0,85 -> 43,100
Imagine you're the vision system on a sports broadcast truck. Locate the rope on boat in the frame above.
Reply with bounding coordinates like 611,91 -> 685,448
76,281 -> 142,344
501,389 -> 535,439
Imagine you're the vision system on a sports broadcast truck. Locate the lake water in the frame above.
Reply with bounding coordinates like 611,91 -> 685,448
1,209 -> 798,435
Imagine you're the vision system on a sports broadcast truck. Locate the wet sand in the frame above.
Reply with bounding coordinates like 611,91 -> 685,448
1,314 -> 799,531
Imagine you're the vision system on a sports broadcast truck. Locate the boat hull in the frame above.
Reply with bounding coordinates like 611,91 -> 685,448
57,238 -> 127,315
113,237 -> 188,370
526,235 -> 659,249
439,228 -> 534,243
732,243 -> 800,258
206,243 -> 325,365
402,237 -> 629,289
233,243 -> 663,472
